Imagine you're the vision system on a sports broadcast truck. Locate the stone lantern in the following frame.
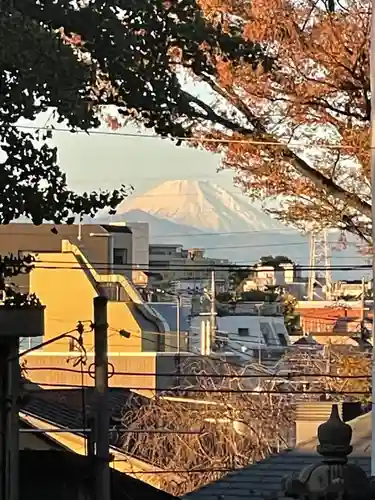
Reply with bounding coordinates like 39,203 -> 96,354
278,404 -> 375,500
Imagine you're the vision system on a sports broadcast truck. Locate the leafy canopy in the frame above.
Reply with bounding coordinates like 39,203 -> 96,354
10,0 -> 365,242
2,0 -> 266,224
81,0 -> 370,242
195,0 -> 372,241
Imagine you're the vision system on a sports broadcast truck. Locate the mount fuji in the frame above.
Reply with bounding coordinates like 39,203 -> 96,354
96,180 -> 367,277
116,180 -> 288,233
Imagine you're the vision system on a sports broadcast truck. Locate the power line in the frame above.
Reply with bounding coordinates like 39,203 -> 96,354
0,227 -> 370,242
19,325 -> 88,358
23,366 -> 371,379
24,381 -> 371,394
28,261 -> 373,271
19,426 -> 202,435
14,124 -> 371,150
0,236 -> 312,251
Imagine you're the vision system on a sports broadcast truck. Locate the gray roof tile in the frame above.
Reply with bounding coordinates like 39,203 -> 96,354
22,386 -> 145,446
185,412 -> 372,500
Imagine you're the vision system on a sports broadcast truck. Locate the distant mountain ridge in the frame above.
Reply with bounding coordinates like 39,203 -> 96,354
94,179 -> 368,279
116,180 -> 289,233
104,209 -> 203,237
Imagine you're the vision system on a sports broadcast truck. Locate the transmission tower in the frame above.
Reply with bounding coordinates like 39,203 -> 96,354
307,230 -> 333,301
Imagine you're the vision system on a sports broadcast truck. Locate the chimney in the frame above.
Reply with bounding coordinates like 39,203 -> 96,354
295,402 -> 343,445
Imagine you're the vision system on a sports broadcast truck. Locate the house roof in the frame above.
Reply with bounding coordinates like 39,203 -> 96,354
20,450 -> 174,500
149,302 -> 191,334
21,385 -> 145,446
185,411 -> 371,500
297,306 -> 373,335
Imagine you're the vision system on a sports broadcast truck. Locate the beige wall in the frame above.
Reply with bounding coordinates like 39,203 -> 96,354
29,252 -> 154,352
23,353 -> 184,395
295,402 -> 342,445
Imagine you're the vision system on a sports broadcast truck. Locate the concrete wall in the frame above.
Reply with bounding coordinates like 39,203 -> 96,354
111,231 -> 133,279
122,222 -> 149,286
295,402 -> 343,445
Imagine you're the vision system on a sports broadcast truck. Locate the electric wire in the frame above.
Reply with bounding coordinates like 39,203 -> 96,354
25,382 -> 372,395
0,226 -> 372,242
23,366 -> 371,380
14,124 -> 374,150
25,262 -> 374,271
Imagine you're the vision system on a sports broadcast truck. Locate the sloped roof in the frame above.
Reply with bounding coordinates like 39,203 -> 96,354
21,385 -> 145,446
185,412 -> 371,500
149,302 -> 190,333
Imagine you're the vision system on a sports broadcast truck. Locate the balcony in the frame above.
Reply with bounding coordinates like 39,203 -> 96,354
99,282 -> 129,301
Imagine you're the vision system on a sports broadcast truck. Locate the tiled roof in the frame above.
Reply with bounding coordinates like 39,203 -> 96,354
21,385 -> 145,446
185,412 -> 372,500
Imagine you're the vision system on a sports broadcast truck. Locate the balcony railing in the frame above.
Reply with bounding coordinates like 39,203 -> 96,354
99,282 -> 129,302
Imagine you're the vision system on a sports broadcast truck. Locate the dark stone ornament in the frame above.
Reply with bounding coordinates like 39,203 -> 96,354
279,404 -> 375,500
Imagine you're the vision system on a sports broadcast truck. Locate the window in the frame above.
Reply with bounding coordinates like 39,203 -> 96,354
113,248 -> 128,265
238,328 -> 249,336
278,333 -> 288,346
260,322 -> 273,345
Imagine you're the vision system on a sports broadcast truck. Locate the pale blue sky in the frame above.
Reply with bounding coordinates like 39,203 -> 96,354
53,124 -> 235,194
15,75 -> 240,199
17,115 -> 238,198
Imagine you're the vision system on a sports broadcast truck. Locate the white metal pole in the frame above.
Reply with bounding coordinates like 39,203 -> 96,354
200,317 -> 207,355
210,270 -> 216,350
370,0 -> 375,476
176,295 -> 181,352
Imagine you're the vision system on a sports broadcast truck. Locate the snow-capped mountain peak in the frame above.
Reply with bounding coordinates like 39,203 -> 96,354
117,180 -> 286,232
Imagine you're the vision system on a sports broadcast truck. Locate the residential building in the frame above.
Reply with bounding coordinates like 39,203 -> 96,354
110,221 -> 149,287
24,351 -> 198,395
22,238 -> 207,390
185,402 -> 370,500
295,300 -> 372,344
147,301 -> 191,352
18,384 -> 177,498
0,223 -> 133,293
170,277 -> 227,294
149,244 -> 230,289
20,382 -> 182,489
189,313 -> 290,365
243,261 -> 307,299
331,279 -> 370,300
24,239 -> 166,350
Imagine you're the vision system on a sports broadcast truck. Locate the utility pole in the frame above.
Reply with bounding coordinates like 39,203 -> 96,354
210,270 -> 216,347
371,0 -> 375,476
176,294 -> 181,352
360,277 -> 366,322
93,296 -> 110,500
0,338 -> 20,500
